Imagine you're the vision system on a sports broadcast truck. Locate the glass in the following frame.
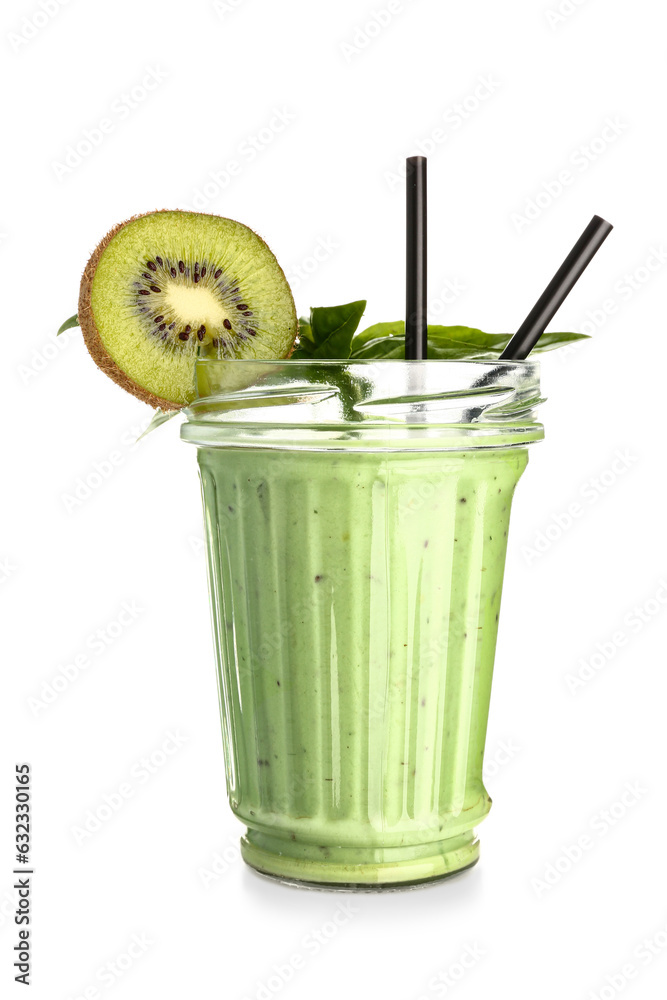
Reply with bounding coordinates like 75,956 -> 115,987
182,360 -> 544,889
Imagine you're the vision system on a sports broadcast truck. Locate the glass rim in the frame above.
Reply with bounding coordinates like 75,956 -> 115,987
194,357 -> 540,368
182,356 -> 544,449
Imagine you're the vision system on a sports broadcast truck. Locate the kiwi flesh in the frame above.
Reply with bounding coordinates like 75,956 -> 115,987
78,210 -> 297,409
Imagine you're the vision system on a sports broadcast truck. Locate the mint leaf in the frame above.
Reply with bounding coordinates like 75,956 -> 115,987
351,337 -> 405,360
352,323 -> 588,360
521,330 -> 589,353
136,408 -> 179,441
428,325 -> 508,354
350,321 -> 403,353
297,316 -> 314,343
295,300 -> 366,359
290,317 -> 317,359
57,313 -> 79,336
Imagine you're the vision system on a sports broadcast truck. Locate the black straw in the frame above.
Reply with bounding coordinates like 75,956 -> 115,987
500,214 -> 613,360
405,156 -> 428,360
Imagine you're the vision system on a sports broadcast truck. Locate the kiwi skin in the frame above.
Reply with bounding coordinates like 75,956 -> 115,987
78,211 -> 177,410
78,209 -> 297,411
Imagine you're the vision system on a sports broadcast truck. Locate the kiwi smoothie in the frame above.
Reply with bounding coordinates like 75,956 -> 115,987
196,438 -> 528,886
60,207 -> 572,888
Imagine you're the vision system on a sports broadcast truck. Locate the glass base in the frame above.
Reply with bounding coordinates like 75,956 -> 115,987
240,830 -> 480,890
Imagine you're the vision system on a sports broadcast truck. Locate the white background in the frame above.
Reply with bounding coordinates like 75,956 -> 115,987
2,0 -> 666,997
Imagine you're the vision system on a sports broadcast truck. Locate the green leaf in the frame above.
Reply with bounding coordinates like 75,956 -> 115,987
428,325 -> 508,353
290,317 -> 316,359
527,331 -> 590,354
136,408 -> 179,442
300,300 -> 367,359
350,321 -> 404,353
352,324 -> 589,360
297,317 -> 314,343
295,308 -> 588,361
57,313 -> 79,336
351,337 -> 406,360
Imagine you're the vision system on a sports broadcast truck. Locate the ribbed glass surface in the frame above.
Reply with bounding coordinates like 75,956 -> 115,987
199,445 -> 527,849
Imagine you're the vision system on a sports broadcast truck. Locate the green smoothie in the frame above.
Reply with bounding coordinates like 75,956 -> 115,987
197,442 -> 528,886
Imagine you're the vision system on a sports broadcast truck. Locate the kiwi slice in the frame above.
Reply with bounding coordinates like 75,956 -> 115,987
78,210 -> 297,409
